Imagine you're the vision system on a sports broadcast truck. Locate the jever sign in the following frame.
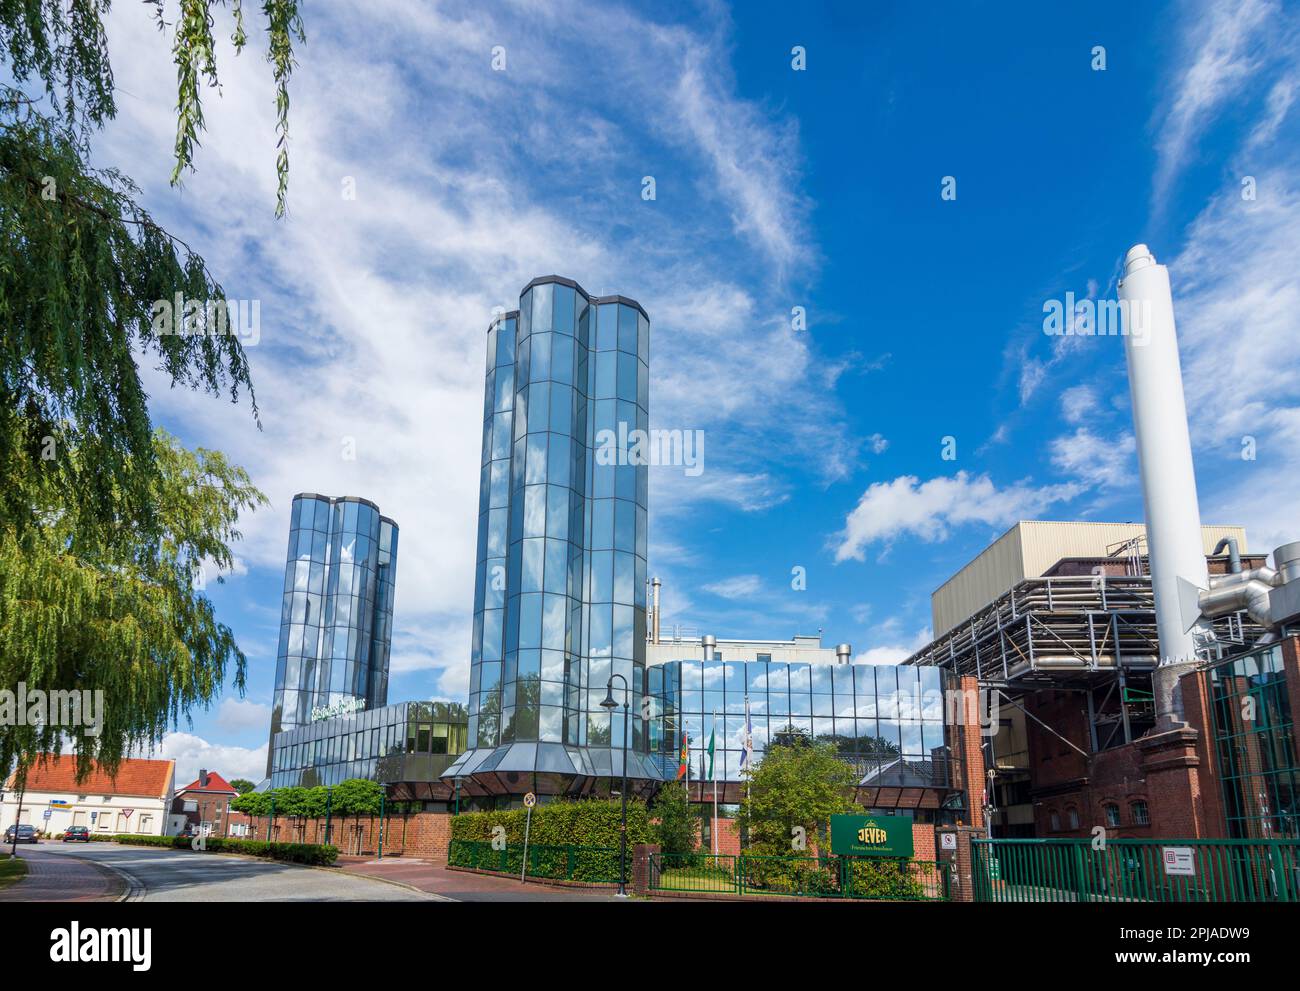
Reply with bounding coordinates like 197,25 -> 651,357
829,814 -> 913,857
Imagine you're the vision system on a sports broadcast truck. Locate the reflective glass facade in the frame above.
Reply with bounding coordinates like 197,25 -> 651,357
268,494 -> 399,773
270,700 -> 467,789
648,660 -> 955,805
448,277 -> 655,797
1208,644 -> 1299,839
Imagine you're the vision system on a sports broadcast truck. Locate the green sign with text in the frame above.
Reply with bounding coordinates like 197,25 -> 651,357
829,814 -> 913,857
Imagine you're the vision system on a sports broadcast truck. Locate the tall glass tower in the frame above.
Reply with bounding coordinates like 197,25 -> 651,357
444,276 -> 658,801
267,494 -> 399,774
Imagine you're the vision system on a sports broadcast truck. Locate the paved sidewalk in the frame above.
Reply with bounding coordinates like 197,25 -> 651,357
0,846 -> 126,902
338,857 -> 624,902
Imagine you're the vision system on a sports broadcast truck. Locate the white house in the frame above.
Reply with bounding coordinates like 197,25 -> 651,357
0,754 -> 175,837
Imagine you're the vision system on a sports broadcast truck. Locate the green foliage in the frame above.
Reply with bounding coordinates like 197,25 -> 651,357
651,780 -> 696,856
113,833 -> 338,864
1,0 -> 305,214
331,778 -> 383,817
734,741 -> 858,855
229,778 -> 255,794
450,798 -> 654,883
0,430 -> 266,782
844,857 -> 925,899
0,102 -> 258,538
447,839 -> 625,884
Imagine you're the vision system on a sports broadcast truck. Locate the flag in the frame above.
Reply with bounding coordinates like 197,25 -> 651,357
676,730 -> 689,780
706,724 -> 716,780
740,695 -> 753,770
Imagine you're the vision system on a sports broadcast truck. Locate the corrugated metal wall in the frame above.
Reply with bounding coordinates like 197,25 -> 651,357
931,521 -> 1249,635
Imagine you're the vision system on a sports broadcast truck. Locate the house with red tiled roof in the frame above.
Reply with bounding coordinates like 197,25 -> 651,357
0,754 -> 175,838
170,769 -> 243,837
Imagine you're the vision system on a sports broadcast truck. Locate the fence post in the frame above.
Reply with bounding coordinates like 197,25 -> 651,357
632,843 -> 659,896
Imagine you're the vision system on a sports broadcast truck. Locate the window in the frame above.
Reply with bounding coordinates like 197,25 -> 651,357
1049,810 -> 1061,832
756,653 -> 771,663
1130,800 -> 1150,825
1104,803 -> 1121,828
1067,807 -> 1080,830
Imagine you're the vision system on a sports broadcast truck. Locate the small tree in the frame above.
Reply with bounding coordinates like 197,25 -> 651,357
230,779 -> 255,795
735,742 -> 858,855
652,781 -> 696,856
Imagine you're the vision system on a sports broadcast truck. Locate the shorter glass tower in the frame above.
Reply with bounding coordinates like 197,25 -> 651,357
267,494 -> 399,775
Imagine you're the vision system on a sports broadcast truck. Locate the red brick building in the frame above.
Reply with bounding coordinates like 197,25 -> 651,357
171,769 -> 241,837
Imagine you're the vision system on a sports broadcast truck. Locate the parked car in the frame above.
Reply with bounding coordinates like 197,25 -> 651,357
62,826 -> 91,842
3,824 -> 38,844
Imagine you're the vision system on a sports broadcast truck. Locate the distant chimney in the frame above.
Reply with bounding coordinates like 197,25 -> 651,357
199,769 -> 209,788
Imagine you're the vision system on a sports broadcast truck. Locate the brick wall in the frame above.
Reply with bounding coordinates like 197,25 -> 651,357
240,812 -> 453,860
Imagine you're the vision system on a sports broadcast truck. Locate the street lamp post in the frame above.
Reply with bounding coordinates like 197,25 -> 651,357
600,673 -> 630,898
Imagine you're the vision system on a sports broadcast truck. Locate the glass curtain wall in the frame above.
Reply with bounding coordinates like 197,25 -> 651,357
269,494 -> 399,774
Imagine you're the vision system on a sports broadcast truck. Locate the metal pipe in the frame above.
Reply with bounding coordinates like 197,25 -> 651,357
651,577 -> 661,644
1212,537 -> 1242,574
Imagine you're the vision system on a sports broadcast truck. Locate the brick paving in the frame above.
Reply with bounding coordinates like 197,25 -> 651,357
0,845 -> 126,902
339,857 -> 627,902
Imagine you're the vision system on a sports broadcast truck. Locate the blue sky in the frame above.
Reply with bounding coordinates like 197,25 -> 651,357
93,1 -> 1299,782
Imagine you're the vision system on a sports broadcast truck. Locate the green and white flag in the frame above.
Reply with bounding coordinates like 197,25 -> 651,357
706,724 -> 716,780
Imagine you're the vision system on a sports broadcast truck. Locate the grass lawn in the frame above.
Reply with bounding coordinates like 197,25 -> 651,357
659,867 -> 735,892
0,853 -> 29,890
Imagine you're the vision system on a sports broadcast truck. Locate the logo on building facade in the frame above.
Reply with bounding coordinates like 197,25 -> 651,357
311,696 -> 367,722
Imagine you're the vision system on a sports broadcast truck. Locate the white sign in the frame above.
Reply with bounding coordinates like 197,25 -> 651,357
122,808 -> 134,820
523,792 -> 536,809
940,832 -> 957,850
312,696 -> 367,722
43,809 -> 52,819
1162,846 -> 1196,876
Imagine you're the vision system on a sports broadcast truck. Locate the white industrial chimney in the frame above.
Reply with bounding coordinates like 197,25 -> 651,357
1118,244 -> 1212,728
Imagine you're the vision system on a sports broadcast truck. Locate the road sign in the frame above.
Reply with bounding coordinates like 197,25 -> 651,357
122,809 -> 134,819
1162,846 -> 1196,876
42,809 -> 52,820
523,792 -> 536,809
940,832 -> 958,851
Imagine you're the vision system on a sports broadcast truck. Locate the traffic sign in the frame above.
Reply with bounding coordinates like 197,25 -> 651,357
42,809 -> 52,819
523,792 -> 536,808
122,809 -> 134,819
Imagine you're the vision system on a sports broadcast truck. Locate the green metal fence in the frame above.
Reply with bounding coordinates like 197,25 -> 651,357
972,838 -> 1300,902
649,852 -> 949,900
447,839 -> 622,884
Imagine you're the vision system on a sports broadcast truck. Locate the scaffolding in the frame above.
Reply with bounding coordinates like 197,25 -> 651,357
903,575 -> 1260,687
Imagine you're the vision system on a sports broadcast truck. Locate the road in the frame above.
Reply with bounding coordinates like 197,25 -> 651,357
18,843 -> 444,902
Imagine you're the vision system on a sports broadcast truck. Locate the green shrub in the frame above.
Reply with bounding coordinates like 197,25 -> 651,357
450,797 -> 653,848
110,833 -> 338,864
844,857 -> 925,899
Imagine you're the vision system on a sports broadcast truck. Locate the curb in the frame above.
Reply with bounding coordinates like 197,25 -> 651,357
326,863 -> 454,901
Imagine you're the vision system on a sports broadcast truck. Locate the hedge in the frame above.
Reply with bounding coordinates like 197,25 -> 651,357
111,834 -> 338,865
449,798 -> 653,883
450,797 -> 653,848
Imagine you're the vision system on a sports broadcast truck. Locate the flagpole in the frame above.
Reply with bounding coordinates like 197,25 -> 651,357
711,708 -> 719,856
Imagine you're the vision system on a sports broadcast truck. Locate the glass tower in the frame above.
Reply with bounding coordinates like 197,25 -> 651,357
267,493 -> 399,774
444,276 -> 657,800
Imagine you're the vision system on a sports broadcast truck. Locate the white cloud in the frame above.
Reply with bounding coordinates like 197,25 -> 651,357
136,732 -> 268,788
1049,428 -> 1137,491
215,699 -> 271,733
701,575 -> 763,600
854,627 -> 933,665
1060,384 -> 1098,424
832,472 -> 1082,562
1151,0 -> 1278,210
867,433 -> 889,454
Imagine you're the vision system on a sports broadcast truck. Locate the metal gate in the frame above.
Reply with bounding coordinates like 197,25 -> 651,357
972,838 -> 1300,902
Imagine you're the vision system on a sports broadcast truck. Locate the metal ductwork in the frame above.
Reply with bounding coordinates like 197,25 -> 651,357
835,643 -> 852,665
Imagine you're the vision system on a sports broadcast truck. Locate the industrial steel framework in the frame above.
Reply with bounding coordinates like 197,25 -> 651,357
904,574 -> 1264,751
